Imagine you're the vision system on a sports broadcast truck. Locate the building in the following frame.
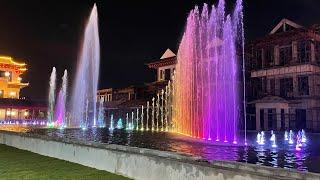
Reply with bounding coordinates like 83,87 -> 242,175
246,19 -> 320,132
0,55 -> 46,121
0,56 -> 28,98
147,48 -> 177,82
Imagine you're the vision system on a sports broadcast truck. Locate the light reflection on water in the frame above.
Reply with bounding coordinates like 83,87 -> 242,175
1,126 -> 319,173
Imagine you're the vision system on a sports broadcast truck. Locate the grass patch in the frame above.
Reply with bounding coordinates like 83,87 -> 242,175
0,144 -> 130,180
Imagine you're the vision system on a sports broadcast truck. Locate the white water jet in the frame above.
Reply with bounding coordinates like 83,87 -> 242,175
71,4 -> 100,128
48,67 -> 56,125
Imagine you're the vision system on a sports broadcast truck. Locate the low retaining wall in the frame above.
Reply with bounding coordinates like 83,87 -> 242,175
0,130 -> 319,180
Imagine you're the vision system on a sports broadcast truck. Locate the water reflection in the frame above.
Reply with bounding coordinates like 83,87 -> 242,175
1,126 -> 319,173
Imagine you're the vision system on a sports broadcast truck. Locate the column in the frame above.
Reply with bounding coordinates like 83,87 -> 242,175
292,41 -> 298,63
276,108 -> 281,131
274,45 -> 279,65
261,48 -> 265,69
275,78 -> 280,96
309,75 -> 314,96
285,108 -> 289,129
293,76 -> 299,97
264,109 -> 268,131
256,107 -> 260,131
311,41 -> 316,63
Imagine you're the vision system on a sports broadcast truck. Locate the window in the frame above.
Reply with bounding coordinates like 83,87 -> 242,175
298,76 -> 309,95
316,42 -> 320,64
280,78 -> 293,98
298,41 -> 311,63
269,78 -> 275,95
279,45 -> 292,66
264,47 -> 274,67
107,94 -> 112,102
159,70 -> 163,80
255,49 -> 263,69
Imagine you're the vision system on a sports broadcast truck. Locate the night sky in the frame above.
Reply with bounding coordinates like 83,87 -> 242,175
0,0 -> 319,100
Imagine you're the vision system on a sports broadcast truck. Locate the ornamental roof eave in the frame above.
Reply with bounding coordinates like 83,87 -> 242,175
147,56 -> 177,69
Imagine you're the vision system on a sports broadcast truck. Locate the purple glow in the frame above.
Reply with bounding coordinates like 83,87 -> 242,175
54,90 -> 65,126
173,0 -> 244,143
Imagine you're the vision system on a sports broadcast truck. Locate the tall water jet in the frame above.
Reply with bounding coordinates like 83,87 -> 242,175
173,0 -> 244,142
48,67 -> 56,126
55,70 -> 68,127
97,99 -> 105,127
71,4 -> 100,127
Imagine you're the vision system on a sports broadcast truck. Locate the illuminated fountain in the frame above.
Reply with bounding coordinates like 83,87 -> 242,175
172,0 -> 244,143
301,129 -> 307,143
284,131 -> 289,141
257,131 -> 265,145
146,101 -> 150,131
296,132 -> 302,151
140,106 -> 144,131
289,130 -> 294,144
136,109 -> 139,131
71,4 -> 100,128
271,134 -> 277,148
47,67 -> 56,127
116,119 -> 123,129
109,115 -> 114,131
97,99 -> 105,128
54,70 -> 68,128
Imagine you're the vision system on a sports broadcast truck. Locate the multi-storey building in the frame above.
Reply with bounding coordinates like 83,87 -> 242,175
246,19 -> 320,132
0,55 -> 46,121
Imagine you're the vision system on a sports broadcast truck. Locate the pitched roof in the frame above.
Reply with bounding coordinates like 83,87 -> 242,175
270,18 -> 303,34
160,49 -> 176,59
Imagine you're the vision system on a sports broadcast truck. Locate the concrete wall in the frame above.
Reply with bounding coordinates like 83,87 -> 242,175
0,130 -> 319,180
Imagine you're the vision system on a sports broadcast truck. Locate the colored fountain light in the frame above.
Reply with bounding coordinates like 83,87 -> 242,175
271,134 -> 277,148
109,115 -> 114,131
257,131 -> 265,145
284,131 -> 289,141
71,4 -> 100,128
296,132 -> 303,151
301,129 -> 307,143
116,119 -> 123,129
172,0 -> 244,142
289,130 -> 294,144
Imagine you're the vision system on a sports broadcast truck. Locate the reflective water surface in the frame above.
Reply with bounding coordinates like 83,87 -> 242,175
2,126 -> 320,173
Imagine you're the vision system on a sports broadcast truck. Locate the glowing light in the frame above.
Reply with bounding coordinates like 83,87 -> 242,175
6,111 -> 11,116
9,92 -> 16,96
289,130 -> 294,144
172,0 -> 243,143
4,71 -> 10,77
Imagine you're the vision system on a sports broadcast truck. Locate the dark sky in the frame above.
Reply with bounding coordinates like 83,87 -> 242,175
0,0 -> 319,100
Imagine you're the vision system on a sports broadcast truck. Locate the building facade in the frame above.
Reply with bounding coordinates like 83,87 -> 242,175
0,55 -> 46,121
246,19 -> 320,132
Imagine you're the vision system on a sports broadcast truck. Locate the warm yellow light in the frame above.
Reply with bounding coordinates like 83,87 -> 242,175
24,111 -> 29,116
11,111 -> 16,116
0,56 -> 26,66
9,91 -> 16,96
18,77 -> 22,81
4,71 -> 10,77
6,111 -> 11,116
0,56 -> 12,60
19,68 -> 27,71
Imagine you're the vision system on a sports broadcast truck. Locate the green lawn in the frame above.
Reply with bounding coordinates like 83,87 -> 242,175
0,144 -> 130,180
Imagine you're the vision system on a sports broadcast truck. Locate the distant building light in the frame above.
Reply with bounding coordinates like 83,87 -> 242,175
24,111 -> 29,116
6,111 -> 11,116
11,111 -> 16,116
18,77 -> 22,81
4,71 -> 10,77
9,91 -> 16,97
